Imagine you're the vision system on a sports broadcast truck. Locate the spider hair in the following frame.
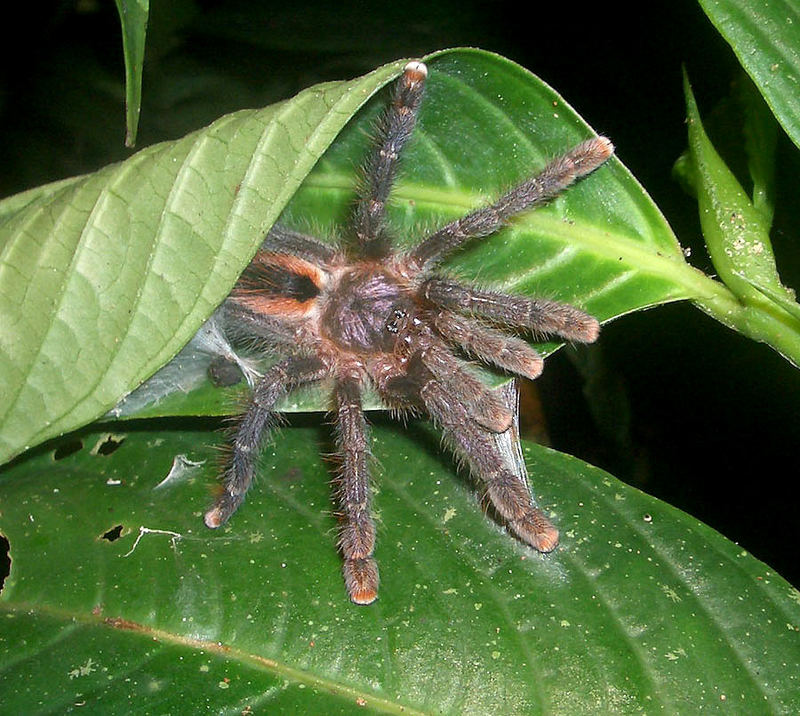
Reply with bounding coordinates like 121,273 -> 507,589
205,60 -> 613,604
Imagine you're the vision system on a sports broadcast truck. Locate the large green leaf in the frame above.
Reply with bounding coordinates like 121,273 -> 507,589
0,59 -> 406,464
3,48 -> 791,461
106,48 -> 723,420
698,0 -> 800,151
292,52 -> 686,312
1,423 -> 798,712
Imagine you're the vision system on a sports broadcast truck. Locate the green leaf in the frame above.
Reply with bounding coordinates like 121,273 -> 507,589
5,48 -> 799,463
106,48 -> 706,420
0,59 -> 406,465
698,0 -> 800,151
683,72 -> 800,359
684,74 -> 786,300
113,0 -> 150,147
671,73 -> 778,227
738,76 -> 778,228
2,423 -> 798,712
293,51 -> 687,314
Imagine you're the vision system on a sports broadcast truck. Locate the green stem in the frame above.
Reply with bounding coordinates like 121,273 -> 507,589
694,290 -> 800,367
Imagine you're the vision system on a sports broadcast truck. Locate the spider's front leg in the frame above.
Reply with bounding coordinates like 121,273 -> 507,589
428,377 -> 559,551
260,224 -> 338,266
354,60 -> 427,257
205,355 -> 328,529
334,379 -> 379,604
417,339 -> 514,433
410,136 -> 614,269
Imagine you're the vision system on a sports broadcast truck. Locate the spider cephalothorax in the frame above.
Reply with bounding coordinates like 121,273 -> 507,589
205,61 -> 613,604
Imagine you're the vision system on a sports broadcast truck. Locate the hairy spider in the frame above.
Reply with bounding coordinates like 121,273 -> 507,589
205,61 -> 613,604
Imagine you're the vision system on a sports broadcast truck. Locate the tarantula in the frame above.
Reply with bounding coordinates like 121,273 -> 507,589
205,61 -> 613,604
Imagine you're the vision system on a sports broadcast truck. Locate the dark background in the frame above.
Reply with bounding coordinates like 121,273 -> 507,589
1,1 -> 798,585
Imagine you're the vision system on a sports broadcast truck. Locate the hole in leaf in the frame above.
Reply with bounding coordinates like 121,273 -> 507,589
0,535 -> 9,594
92,434 -> 126,456
101,525 -> 124,542
53,438 -> 83,460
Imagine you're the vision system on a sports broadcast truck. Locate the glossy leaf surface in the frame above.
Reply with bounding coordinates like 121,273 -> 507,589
5,48 -> 765,453
1,423 -> 798,713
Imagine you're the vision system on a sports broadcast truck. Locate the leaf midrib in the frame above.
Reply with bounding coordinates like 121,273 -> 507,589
0,601 -> 430,716
300,170 -> 730,303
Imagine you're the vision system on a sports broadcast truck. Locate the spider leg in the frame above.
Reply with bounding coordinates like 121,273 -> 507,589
204,356 -> 328,529
419,340 -> 513,433
334,378 -> 379,605
261,224 -> 337,266
425,278 -> 600,343
221,301 -> 304,350
399,355 -> 559,552
433,310 -> 544,380
411,136 -> 614,268
354,61 -> 427,258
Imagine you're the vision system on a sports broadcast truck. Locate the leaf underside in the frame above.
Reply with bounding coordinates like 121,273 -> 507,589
0,59 -> 406,464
